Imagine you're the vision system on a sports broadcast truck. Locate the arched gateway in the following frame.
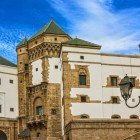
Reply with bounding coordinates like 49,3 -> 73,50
0,130 -> 7,140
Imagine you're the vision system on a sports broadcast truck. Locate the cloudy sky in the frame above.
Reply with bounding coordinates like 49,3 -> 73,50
0,0 -> 140,63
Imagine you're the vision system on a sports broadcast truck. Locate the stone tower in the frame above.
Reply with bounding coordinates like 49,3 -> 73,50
17,20 -> 70,140
16,38 -> 29,132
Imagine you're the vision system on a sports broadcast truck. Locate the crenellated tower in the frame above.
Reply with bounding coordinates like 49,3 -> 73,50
16,38 -> 29,133
17,20 -> 70,140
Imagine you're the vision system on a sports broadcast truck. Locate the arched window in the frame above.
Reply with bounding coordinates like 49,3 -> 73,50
111,114 -> 121,119
34,97 -> 43,115
79,69 -> 87,86
81,114 -> 89,119
130,115 -> 139,119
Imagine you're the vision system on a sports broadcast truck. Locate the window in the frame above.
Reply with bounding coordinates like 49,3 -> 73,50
0,78 -> 1,85
79,75 -> 86,85
111,114 -> 121,119
81,114 -> 89,119
9,79 -> 13,84
36,68 -> 38,71
112,97 -> 118,104
24,64 -> 28,71
81,96 -> 87,102
36,106 -> 43,115
130,77 -> 135,87
80,56 -> 84,60
111,77 -> 117,86
10,108 -> 14,112
54,37 -> 57,41
130,115 -> 139,119
55,65 -> 58,69
0,105 -> 2,113
51,109 -> 57,115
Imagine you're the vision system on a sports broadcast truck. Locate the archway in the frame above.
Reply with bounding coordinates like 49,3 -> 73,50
0,130 -> 7,140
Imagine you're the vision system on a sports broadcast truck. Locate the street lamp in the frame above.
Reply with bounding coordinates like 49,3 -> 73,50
119,75 -> 140,108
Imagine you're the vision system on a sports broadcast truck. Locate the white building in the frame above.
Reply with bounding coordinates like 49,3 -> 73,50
61,39 -> 140,120
17,20 -> 140,139
0,56 -> 18,118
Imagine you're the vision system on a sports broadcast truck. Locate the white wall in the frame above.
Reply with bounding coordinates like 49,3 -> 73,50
0,65 -> 18,118
62,46 -> 140,119
48,58 -> 61,83
32,59 -> 42,85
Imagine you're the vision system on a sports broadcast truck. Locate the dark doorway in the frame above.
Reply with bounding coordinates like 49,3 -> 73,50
0,130 -> 7,140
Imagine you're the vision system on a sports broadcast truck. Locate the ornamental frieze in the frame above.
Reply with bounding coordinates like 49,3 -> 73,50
28,42 -> 61,61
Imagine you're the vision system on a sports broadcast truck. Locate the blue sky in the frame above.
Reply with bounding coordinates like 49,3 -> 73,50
0,0 -> 140,63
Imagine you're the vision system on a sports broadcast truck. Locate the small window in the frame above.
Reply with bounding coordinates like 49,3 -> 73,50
130,115 -> 139,119
55,65 -> 58,69
130,77 -> 135,87
112,97 -> 118,104
37,132 -> 40,137
10,108 -> 14,112
81,114 -> 89,119
24,64 -> 28,71
20,80 -> 22,83
79,75 -> 86,85
0,105 -> 2,113
20,49 -> 22,52
0,78 -> 1,85
111,114 -> 121,119
54,37 -> 57,41
81,96 -> 87,102
111,77 -> 117,86
51,109 -> 57,115
80,56 -> 84,60
9,80 -> 13,84
36,68 -> 38,71
36,106 -> 43,115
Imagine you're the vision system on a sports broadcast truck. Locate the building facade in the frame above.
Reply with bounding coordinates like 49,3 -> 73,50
0,56 -> 18,140
17,20 -> 140,140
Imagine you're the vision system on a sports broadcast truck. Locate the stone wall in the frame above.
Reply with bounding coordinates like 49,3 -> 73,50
64,119 -> 140,140
0,118 -> 17,140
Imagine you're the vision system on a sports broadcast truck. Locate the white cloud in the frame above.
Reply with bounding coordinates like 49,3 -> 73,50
0,26 -> 32,62
48,0 -> 140,54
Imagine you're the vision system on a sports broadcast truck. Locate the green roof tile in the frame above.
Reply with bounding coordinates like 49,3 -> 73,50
0,56 -> 16,67
30,20 -> 68,40
62,38 -> 101,48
